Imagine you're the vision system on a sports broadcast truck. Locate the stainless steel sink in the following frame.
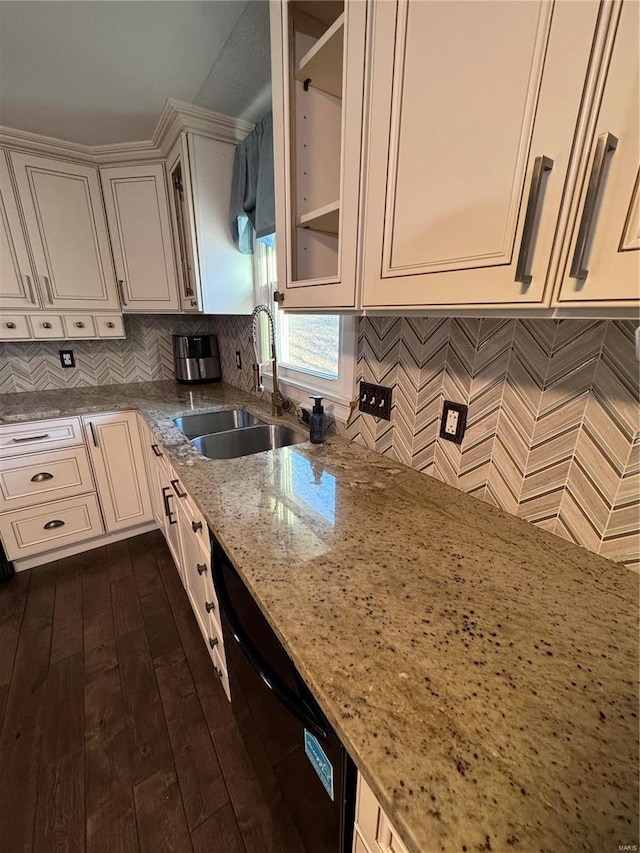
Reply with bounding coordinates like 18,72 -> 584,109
174,409 -> 260,439
191,424 -> 306,460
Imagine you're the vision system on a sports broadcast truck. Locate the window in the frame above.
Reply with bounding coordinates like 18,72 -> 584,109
253,241 -> 356,420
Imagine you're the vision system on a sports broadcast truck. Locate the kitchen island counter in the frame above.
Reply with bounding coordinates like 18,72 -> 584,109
1,380 -> 637,853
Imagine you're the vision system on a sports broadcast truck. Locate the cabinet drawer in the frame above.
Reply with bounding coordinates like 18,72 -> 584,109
63,314 -> 96,338
0,492 -> 104,560
30,314 -> 64,339
0,417 -> 84,458
0,314 -> 31,339
0,446 -> 94,511
356,776 -> 409,853
95,314 -> 125,338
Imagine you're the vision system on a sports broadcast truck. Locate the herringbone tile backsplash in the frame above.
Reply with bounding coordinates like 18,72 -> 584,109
2,312 -> 638,568
0,315 -> 217,393
344,318 -> 639,570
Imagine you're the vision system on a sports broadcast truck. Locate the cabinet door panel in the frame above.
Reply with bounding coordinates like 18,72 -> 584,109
362,0 -> 601,308
101,164 -> 179,312
0,150 -> 38,309
83,411 -> 153,533
555,0 -> 639,306
9,152 -> 119,310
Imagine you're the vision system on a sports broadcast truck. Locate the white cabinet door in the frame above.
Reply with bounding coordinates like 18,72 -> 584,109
0,149 -> 39,310
101,163 -> 180,312
83,411 -> 153,533
187,133 -> 254,315
136,414 -> 166,529
361,0 -> 602,309
9,151 -> 119,311
555,0 -> 639,307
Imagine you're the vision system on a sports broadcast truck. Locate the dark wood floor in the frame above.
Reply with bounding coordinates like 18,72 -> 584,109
0,529 -> 284,853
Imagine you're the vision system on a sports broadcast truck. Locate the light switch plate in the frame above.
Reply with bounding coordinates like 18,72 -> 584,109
59,349 -> 75,368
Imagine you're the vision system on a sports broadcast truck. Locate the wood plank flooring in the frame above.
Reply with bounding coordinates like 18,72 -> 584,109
0,530 -> 283,853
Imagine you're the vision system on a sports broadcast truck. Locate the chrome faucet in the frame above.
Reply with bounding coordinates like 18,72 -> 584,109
250,304 -> 284,417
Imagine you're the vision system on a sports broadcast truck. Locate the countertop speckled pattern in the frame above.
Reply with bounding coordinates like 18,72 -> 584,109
1,381 -> 638,853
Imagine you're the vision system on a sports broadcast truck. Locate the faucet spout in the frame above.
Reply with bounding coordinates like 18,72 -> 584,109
250,305 -> 284,417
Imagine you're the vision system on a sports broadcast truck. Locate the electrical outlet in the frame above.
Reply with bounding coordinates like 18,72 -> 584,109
235,350 -> 242,369
358,381 -> 392,420
440,401 -> 467,444
59,350 -> 75,368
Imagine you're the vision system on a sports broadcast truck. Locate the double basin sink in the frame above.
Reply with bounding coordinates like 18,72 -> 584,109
174,409 -> 304,460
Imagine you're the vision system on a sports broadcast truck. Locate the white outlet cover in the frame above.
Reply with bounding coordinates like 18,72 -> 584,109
445,409 -> 459,435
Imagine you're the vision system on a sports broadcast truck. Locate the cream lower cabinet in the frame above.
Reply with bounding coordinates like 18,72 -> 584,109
100,163 -> 180,313
9,150 -> 120,312
83,411 -> 153,533
353,775 -> 409,853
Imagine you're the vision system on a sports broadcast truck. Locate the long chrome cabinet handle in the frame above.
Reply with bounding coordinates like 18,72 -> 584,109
24,274 -> 37,304
117,279 -> 127,306
570,131 -> 618,281
514,155 -> 554,285
42,275 -> 54,304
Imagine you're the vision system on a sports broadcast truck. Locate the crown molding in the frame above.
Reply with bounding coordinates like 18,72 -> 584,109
0,125 -> 96,163
0,99 -> 255,166
153,98 -> 254,155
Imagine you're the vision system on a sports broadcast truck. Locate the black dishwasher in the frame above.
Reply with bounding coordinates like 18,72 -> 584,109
211,534 -> 356,853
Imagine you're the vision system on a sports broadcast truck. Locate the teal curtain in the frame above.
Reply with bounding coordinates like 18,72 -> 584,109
229,112 -> 275,254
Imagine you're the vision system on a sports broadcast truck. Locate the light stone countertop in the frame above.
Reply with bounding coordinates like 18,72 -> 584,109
1,380 -> 638,853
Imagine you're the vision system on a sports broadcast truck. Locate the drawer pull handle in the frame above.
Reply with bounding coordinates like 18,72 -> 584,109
106,322 -> 115,329
205,601 -> 215,613
44,519 -> 65,530
31,472 -> 54,482
192,520 -> 203,533
197,563 -> 207,575
214,666 -> 223,679
208,637 -> 218,649
171,479 -> 187,498
75,321 -> 85,329
162,486 -> 177,524
42,322 -> 52,329
12,434 -> 50,443
151,444 -> 163,457
5,322 -> 16,329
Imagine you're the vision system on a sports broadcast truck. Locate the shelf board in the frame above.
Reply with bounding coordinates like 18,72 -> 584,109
295,12 -> 345,98
296,201 -> 340,235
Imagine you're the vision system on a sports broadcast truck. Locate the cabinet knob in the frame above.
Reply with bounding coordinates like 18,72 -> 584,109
75,321 -> 85,328
190,299 -> 198,307
192,520 -> 203,533
196,563 -> 207,575
5,322 -> 16,329
42,322 -> 52,329
208,637 -> 219,649
273,290 -> 285,303
205,601 -> 215,613
106,322 -> 115,329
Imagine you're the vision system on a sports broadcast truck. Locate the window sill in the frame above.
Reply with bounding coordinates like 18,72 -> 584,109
261,374 -> 355,424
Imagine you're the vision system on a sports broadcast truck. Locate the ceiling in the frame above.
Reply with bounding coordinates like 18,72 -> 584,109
0,1 -> 272,146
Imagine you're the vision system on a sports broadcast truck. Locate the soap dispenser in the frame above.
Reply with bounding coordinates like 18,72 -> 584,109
309,396 -> 326,444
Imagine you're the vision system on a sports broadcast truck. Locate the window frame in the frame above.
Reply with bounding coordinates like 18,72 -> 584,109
252,241 -> 357,422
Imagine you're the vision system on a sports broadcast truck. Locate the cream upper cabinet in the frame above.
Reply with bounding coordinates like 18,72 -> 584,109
82,411 -> 153,533
9,151 -> 120,311
100,163 -> 180,312
0,149 -> 40,310
553,0 -> 639,307
360,0 -> 603,309
270,0 -> 367,309
167,132 -> 253,315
